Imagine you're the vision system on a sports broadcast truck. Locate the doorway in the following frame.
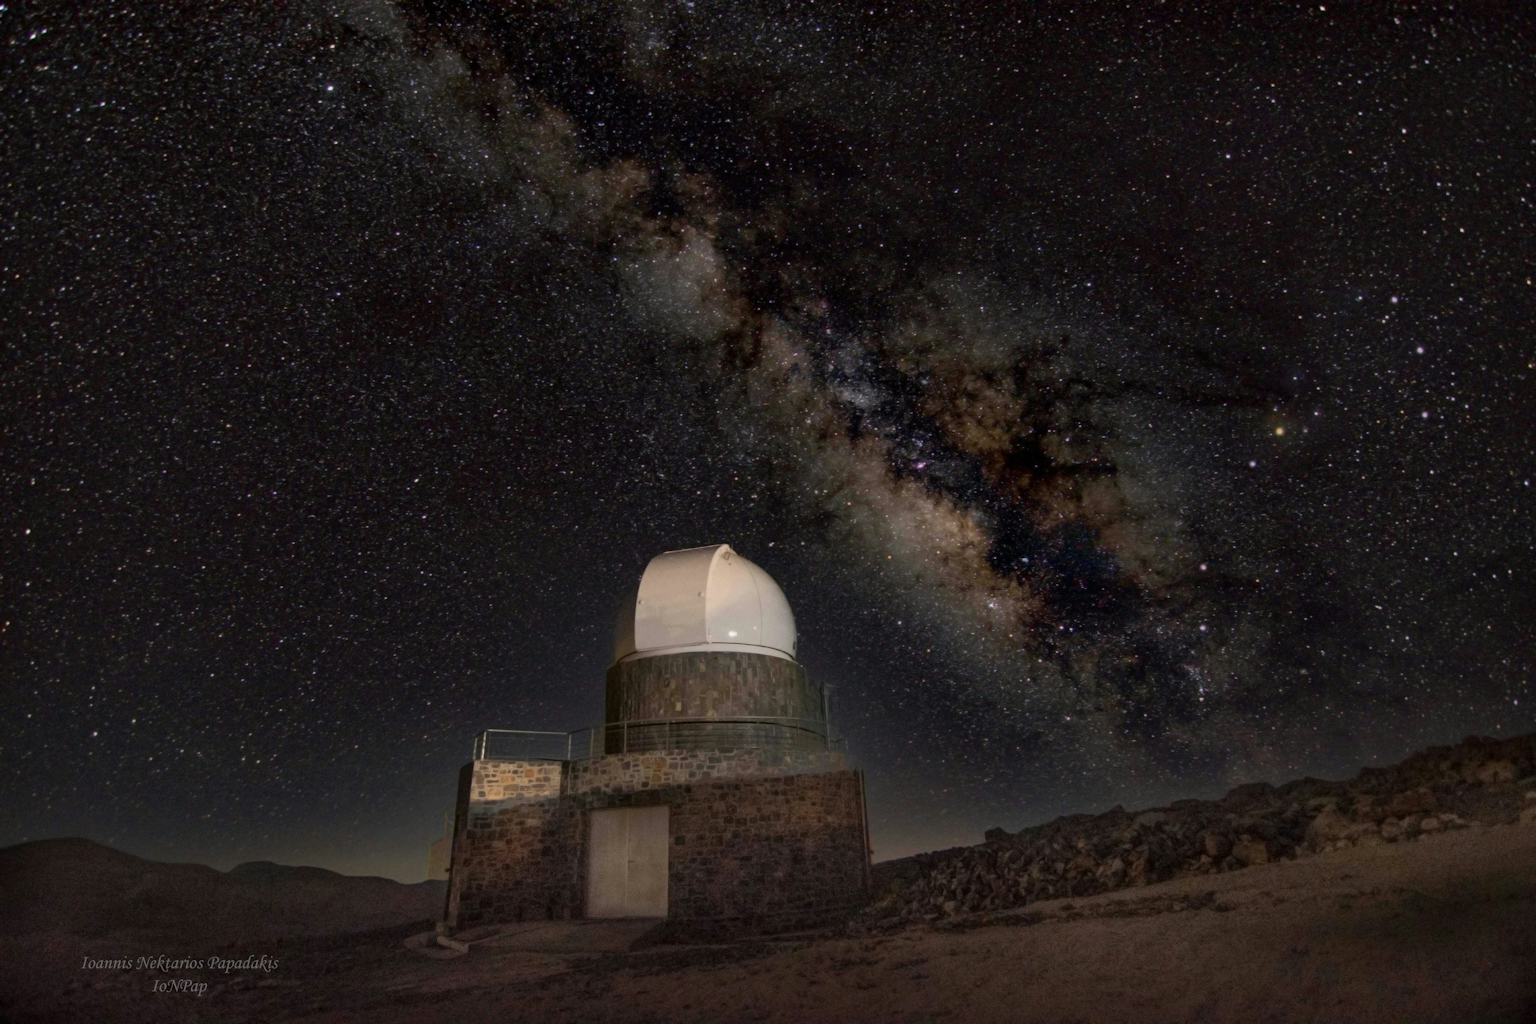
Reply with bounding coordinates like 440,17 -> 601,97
586,805 -> 669,918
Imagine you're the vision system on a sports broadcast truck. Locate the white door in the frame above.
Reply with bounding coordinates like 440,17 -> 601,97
586,806 -> 669,918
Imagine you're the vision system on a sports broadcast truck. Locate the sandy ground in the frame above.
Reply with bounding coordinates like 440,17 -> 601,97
7,823 -> 1536,1024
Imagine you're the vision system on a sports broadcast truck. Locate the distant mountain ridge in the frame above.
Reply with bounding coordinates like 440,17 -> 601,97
0,837 -> 445,946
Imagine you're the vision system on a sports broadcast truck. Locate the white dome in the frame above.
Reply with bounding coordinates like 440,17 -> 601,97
613,544 -> 797,664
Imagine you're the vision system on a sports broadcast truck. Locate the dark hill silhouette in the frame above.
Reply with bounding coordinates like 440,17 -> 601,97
0,838 -> 444,946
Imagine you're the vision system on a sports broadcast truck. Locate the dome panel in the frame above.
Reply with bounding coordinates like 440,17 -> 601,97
614,544 -> 797,664
753,566 -> 797,657
705,546 -> 761,646
632,544 -> 714,653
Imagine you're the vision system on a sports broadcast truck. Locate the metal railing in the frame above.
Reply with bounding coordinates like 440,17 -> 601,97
471,729 -> 579,762
472,716 -> 838,762
598,716 -> 832,755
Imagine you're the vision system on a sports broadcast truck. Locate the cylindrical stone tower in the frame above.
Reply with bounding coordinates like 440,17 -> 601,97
606,544 -> 828,753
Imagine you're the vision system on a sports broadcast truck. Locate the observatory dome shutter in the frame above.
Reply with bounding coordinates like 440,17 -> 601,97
613,544 -> 797,664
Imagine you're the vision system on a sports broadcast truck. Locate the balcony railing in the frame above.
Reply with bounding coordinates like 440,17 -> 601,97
472,716 -> 838,762
471,729 -> 585,762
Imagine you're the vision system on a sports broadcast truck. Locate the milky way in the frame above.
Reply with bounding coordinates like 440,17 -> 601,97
3,2 -> 1533,875
376,1 -> 1533,771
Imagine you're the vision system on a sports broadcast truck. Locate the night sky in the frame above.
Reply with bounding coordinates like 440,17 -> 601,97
4,2 -> 1534,881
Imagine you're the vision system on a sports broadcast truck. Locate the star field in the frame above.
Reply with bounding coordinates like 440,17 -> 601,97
2,2 -> 1533,878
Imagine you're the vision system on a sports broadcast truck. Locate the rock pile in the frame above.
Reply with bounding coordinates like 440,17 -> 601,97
862,732 -> 1536,928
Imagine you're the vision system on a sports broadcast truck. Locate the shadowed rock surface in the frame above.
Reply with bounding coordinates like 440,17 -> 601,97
863,732 -> 1536,926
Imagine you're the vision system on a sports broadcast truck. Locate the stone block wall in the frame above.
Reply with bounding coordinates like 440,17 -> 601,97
567,748 -> 847,797
444,751 -> 870,934
468,759 -> 563,803
664,770 -> 870,936
604,652 -> 827,752
445,759 -> 575,929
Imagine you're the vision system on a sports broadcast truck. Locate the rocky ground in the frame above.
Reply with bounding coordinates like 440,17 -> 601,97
862,732 -> 1536,927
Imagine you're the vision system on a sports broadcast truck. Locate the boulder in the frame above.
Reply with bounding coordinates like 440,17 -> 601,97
1127,850 -> 1151,886
1472,760 -> 1517,785
1232,838 -> 1270,866
1305,805 -> 1352,850
1386,788 -> 1437,818
1202,831 -> 1232,860
1343,823 -> 1384,847
1233,816 -> 1277,842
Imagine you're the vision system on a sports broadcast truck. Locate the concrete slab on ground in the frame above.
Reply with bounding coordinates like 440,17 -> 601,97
469,918 -> 667,953
402,930 -> 465,959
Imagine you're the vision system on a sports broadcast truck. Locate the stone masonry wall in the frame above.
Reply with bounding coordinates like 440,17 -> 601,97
664,769 -> 870,937
445,760 -> 575,930
469,760 -> 563,802
605,651 -> 824,725
567,748 -> 847,796
445,751 -> 869,934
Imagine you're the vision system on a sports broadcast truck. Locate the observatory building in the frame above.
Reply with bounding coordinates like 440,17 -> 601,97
441,544 -> 871,936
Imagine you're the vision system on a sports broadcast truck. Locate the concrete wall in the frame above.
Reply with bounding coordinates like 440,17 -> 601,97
445,750 -> 869,934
